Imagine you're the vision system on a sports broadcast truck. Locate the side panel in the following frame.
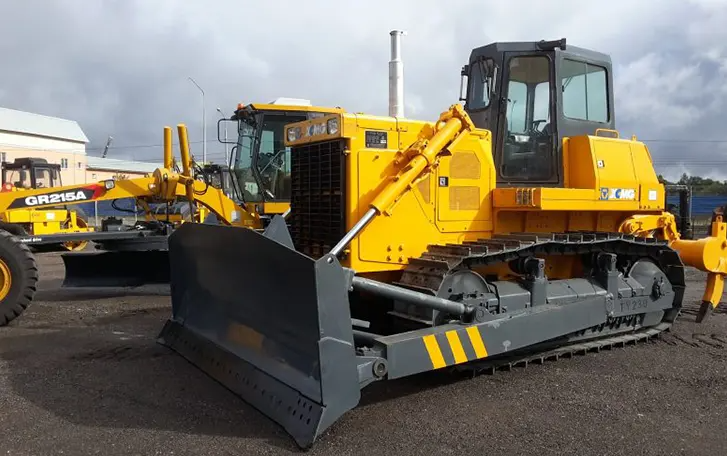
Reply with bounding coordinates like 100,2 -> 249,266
565,134 -> 665,211
592,138 -> 639,202
435,132 -> 496,227
348,118 -> 495,273
355,138 -> 427,266
630,142 -> 664,210
564,136 -> 596,189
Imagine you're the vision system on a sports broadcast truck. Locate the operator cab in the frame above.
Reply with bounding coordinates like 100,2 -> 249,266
219,100 -> 331,204
195,163 -> 235,200
1,157 -> 62,191
462,38 -> 615,187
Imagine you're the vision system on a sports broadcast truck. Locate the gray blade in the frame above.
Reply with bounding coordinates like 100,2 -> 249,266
158,223 -> 361,448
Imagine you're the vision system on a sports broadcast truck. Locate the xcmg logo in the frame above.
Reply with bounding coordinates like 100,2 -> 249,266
8,188 -> 100,209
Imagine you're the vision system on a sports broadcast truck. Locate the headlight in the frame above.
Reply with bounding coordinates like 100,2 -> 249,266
327,118 -> 339,135
287,126 -> 301,142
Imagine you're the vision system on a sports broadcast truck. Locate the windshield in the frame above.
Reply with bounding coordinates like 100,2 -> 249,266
3,169 -> 30,189
2,166 -> 59,189
230,111 -> 308,202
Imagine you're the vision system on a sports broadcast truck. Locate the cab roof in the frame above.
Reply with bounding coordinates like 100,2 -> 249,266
235,97 -> 345,116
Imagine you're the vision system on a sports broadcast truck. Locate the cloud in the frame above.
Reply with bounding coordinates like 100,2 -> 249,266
0,0 -> 726,179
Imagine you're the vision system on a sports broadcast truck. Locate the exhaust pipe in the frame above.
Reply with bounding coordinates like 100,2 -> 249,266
388,30 -> 406,118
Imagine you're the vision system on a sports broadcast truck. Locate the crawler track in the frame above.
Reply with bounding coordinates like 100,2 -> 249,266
396,231 -> 687,374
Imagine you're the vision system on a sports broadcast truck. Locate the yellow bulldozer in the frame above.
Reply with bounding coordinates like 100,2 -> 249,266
154,37 -> 727,448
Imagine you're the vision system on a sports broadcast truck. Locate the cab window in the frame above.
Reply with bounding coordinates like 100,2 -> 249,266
562,59 -> 608,122
467,58 -> 495,110
34,167 -> 54,188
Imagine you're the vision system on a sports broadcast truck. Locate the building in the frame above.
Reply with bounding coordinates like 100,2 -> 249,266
0,106 -> 88,184
86,156 -> 156,181
0,106 -> 158,185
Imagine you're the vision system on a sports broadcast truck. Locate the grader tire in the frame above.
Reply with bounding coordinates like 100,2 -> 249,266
61,212 -> 90,252
0,230 -> 38,326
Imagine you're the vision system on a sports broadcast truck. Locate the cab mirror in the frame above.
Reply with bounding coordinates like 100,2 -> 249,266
217,118 -> 238,144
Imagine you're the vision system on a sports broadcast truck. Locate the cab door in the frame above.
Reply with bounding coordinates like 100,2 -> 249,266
494,51 -> 559,187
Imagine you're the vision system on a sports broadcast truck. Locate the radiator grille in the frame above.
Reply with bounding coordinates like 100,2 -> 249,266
289,139 -> 346,259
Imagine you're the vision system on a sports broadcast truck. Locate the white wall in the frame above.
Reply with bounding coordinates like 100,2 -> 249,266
0,131 -> 87,185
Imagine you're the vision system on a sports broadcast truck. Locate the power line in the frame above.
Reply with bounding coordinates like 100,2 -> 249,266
128,152 -> 229,163
640,139 -> 727,143
83,138 -> 210,152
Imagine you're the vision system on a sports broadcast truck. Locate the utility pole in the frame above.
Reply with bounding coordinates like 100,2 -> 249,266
188,77 -> 206,163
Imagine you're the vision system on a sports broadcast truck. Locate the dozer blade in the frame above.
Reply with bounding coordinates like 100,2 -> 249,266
157,222 -> 361,449
61,250 -> 171,287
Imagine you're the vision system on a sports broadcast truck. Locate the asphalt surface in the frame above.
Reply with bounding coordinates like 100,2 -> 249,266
0,253 -> 726,455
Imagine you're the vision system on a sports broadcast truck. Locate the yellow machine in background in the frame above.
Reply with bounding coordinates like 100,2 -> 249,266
0,124 -> 256,325
55,99 -> 348,287
218,98 -> 345,222
138,163 -> 234,226
0,157 -> 92,251
157,37 -> 727,449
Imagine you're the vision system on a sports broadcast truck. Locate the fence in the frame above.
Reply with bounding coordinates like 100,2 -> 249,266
665,195 -> 725,216
665,194 -> 727,237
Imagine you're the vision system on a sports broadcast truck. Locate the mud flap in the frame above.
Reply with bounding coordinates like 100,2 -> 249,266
61,250 -> 171,287
157,222 -> 361,448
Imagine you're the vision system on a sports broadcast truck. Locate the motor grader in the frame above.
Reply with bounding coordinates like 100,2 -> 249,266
156,38 -> 727,449
0,123 -> 266,325
0,157 -> 93,251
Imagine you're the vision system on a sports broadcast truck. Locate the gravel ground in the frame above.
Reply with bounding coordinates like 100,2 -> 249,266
0,253 -> 726,455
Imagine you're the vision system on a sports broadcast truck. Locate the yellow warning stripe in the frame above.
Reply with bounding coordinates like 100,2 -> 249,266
466,326 -> 488,359
445,330 -> 468,364
423,327 -> 489,369
423,334 -> 446,369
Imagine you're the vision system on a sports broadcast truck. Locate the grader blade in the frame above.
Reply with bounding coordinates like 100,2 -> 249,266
157,223 -> 361,449
61,250 -> 171,287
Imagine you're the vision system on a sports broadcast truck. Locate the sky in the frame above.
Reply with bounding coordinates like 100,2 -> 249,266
1,0 -> 726,181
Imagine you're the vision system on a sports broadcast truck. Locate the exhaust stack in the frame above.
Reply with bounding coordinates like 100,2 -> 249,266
388,30 -> 406,118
